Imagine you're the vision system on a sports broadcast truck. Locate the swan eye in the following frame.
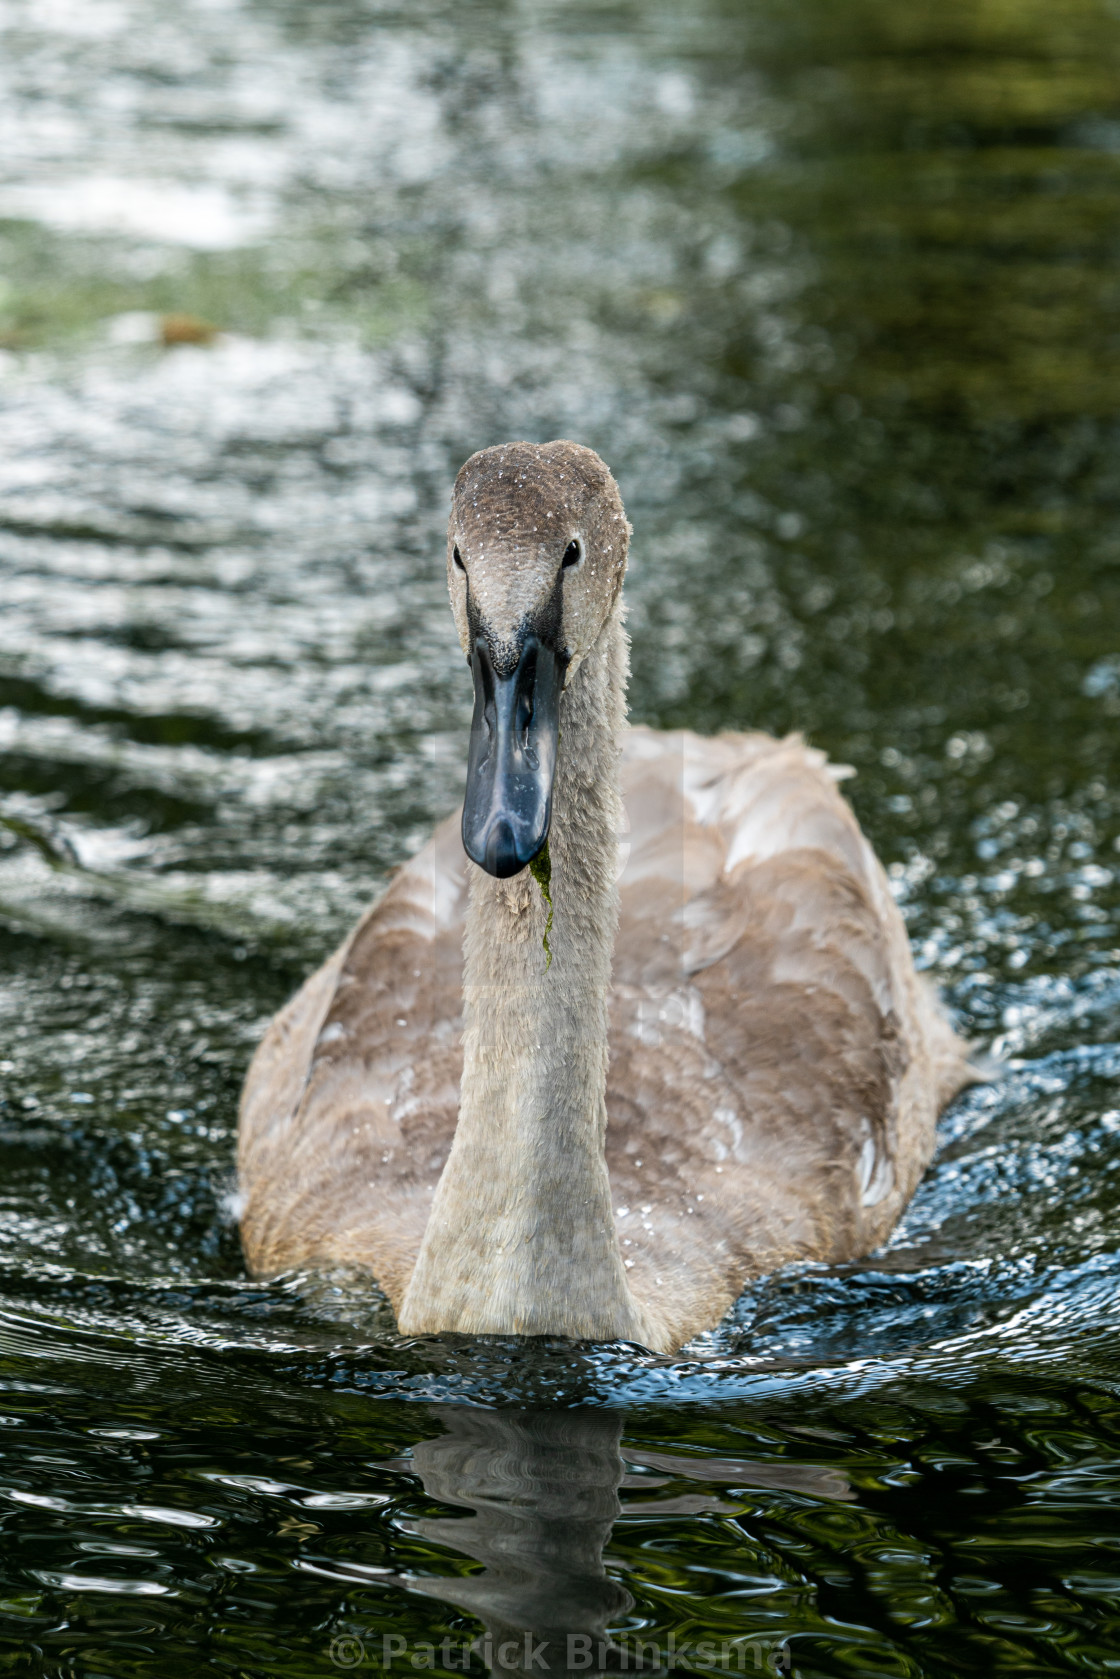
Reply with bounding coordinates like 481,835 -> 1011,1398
562,539 -> 582,568
453,545 -> 465,570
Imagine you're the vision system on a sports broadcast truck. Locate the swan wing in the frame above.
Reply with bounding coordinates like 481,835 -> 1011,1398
237,811 -> 467,1302
606,728 -> 970,1345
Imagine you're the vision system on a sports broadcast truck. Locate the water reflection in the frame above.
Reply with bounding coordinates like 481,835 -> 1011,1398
405,1409 -> 632,1677
397,1407 -> 852,1676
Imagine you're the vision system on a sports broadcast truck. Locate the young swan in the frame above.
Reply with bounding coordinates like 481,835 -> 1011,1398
237,440 -> 972,1354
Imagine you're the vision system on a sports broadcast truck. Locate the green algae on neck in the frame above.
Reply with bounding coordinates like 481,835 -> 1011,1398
528,840 -> 554,970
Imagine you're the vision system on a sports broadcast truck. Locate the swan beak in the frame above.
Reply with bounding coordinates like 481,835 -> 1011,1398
462,633 -> 566,878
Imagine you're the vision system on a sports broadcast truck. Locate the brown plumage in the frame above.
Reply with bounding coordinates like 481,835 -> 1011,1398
238,441 -> 972,1353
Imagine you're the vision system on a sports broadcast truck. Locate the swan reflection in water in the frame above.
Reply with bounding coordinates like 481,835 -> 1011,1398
402,1408 -> 631,1678
392,1407 -> 848,1676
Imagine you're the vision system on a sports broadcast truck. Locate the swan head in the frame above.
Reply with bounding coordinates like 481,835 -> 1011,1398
447,440 -> 630,878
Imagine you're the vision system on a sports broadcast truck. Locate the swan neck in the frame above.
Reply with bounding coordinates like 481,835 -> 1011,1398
398,609 -> 653,1343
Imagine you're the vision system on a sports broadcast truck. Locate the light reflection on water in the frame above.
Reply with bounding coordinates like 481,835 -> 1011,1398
1,0 -> 1120,1671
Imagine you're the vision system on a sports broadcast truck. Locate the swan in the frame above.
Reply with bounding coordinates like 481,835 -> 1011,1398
237,440 -> 971,1353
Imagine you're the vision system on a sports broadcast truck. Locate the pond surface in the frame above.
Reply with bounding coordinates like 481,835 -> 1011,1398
2,0 -> 1120,1673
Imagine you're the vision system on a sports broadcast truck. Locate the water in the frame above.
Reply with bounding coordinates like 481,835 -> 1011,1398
2,0 -> 1120,1671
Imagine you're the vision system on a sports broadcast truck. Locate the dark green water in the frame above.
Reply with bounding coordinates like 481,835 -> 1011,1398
2,0 -> 1120,1673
